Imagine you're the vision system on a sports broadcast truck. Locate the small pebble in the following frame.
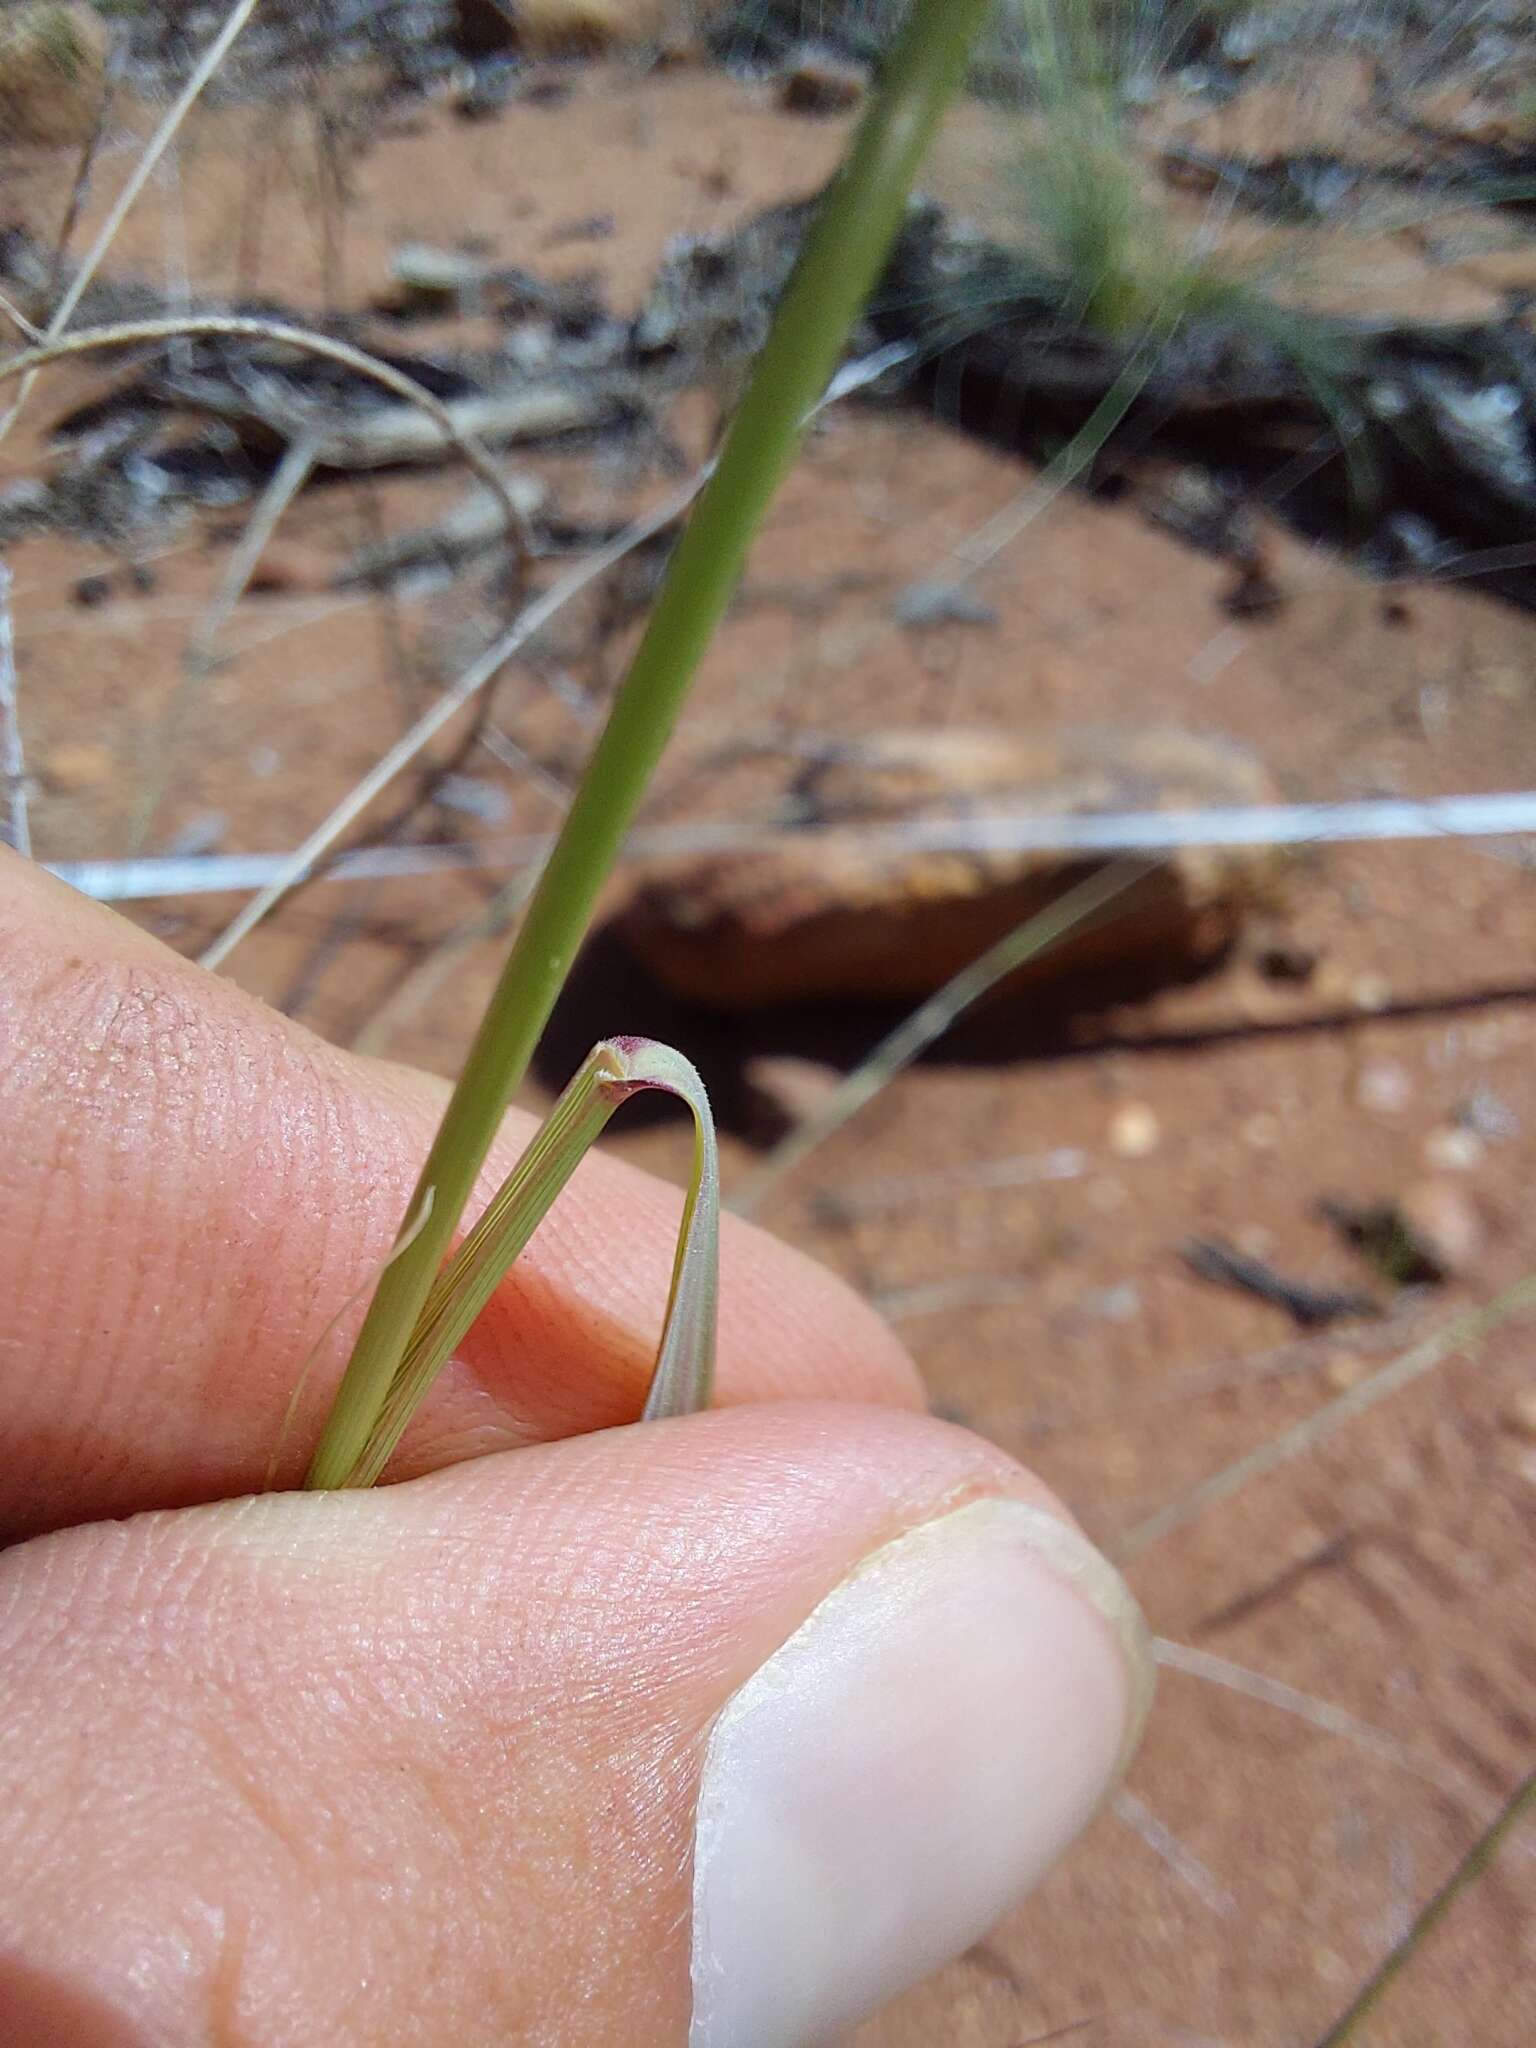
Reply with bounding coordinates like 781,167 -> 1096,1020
1255,939 -> 1317,984
1396,1176 -> 1484,1279
1424,1127 -> 1483,1172
1456,1085 -> 1519,1143
1354,1058 -> 1413,1116
779,49 -> 867,115
1073,1281 -> 1142,1324
892,580 -> 998,630
1108,1103 -> 1160,1158
1350,974 -> 1392,1014
742,1055 -> 841,1131
1325,1352 -> 1369,1392
43,740 -> 113,793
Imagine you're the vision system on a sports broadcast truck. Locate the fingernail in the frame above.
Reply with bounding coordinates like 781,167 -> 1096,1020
689,1497 -> 1150,2048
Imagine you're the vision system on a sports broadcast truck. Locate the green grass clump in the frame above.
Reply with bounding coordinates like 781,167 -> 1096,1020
1016,102 -> 1303,339
31,5 -> 91,76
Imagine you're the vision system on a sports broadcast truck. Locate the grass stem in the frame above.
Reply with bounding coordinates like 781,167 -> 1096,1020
305,0 -> 994,1489
1312,1766 -> 1536,2048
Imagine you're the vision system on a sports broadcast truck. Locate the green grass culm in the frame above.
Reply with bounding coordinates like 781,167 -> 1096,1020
303,0 -> 997,1491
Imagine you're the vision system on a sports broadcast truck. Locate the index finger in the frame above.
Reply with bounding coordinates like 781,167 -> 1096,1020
0,852 -> 920,1539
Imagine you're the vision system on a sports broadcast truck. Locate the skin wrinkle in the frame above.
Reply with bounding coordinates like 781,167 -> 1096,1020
3,966 -> 235,1502
205,1902 -> 255,2048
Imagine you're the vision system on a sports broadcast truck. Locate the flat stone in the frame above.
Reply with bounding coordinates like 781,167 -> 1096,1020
619,726 -> 1286,1009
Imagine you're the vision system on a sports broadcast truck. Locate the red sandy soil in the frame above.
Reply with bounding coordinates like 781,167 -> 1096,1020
4,53 -> 1536,2045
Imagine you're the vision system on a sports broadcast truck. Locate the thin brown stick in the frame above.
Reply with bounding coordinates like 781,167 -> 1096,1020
47,48 -> 117,302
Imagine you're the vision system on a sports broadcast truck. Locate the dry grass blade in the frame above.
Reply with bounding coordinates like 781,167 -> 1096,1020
0,317 -> 534,567
1112,1790 -> 1237,1919
196,471 -> 707,970
130,430 -> 319,851
730,859 -> 1153,1218
1116,1274 -> 1536,1562
0,0 -> 261,448
0,562 -> 28,858
1154,1640 -> 1489,1809
1312,1766 -> 1536,2048
0,287 -> 41,343
307,1038 -> 718,1490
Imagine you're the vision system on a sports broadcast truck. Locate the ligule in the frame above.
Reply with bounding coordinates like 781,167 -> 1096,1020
305,1039 -> 718,1491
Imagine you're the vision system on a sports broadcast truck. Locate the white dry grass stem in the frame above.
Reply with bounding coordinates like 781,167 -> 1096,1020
1111,1790 -> 1238,1919
0,316 -> 534,565
0,563 -> 29,859
130,431 -> 319,851
0,0 -> 262,448
1154,1640 -> 1491,1811
44,787 -> 1536,904
730,859 -> 1153,1218
1116,1273 -> 1536,1562
195,472 -> 710,969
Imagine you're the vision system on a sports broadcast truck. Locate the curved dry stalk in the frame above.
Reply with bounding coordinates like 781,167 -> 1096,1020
0,316 -> 534,565
0,288 -> 41,343
0,0 -> 261,447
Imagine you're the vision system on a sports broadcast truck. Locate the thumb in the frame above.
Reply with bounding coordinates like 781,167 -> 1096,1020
0,1403 -> 1150,2048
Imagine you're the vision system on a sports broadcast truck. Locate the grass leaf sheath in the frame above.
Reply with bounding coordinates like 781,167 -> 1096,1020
311,1040 -> 721,1490
304,0 -> 994,1488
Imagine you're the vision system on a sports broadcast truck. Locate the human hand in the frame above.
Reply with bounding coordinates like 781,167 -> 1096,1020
0,852 -> 1150,2046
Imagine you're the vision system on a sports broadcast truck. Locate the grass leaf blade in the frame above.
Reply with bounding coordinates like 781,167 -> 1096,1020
305,1039 -> 718,1489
